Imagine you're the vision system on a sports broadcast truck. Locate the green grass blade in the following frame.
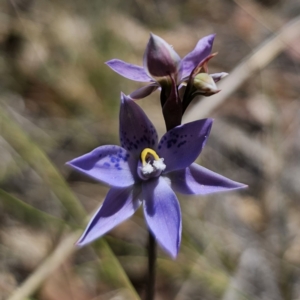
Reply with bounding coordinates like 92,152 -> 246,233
0,188 -> 68,229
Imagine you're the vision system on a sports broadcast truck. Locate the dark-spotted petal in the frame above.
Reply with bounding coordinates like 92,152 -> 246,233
67,145 -> 135,187
143,177 -> 181,258
169,163 -> 247,195
129,83 -> 159,100
158,119 -> 213,173
180,34 -> 215,79
106,59 -> 153,82
77,186 -> 142,246
120,93 -> 158,157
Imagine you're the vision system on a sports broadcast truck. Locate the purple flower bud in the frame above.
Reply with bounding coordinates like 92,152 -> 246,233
143,33 -> 181,78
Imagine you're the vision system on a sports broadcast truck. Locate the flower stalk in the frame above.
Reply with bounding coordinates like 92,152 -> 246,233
146,232 -> 156,300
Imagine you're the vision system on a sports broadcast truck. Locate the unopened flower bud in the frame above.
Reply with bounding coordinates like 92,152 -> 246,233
193,73 -> 220,96
144,33 -> 181,78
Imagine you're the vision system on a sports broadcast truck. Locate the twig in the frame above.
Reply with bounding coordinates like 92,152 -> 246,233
184,16 -> 300,122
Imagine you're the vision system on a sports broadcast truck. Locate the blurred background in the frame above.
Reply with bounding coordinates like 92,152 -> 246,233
1,0 -> 300,299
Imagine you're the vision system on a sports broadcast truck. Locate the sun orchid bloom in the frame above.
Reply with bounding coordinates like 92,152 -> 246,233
106,34 -> 226,100
67,94 -> 246,258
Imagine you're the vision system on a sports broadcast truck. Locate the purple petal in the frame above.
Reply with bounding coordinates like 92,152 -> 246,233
143,33 -> 181,78
106,59 -> 152,82
77,186 -> 141,246
211,72 -> 228,83
120,93 -> 158,157
129,83 -> 159,100
180,34 -> 215,79
168,163 -> 247,195
67,145 -> 135,187
143,177 -> 181,258
158,119 -> 213,173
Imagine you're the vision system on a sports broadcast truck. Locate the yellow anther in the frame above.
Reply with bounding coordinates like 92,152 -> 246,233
141,148 -> 160,165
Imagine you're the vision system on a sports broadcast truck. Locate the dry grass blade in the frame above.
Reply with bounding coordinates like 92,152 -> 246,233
5,226 -> 140,300
7,231 -> 82,300
210,119 -> 281,176
233,0 -> 283,31
184,16 -> 300,122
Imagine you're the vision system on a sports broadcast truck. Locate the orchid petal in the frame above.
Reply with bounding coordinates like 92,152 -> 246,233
67,145 -> 135,187
169,163 -> 247,195
211,72 -> 228,82
143,33 -> 181,78
158,119 -> 213,173
106,59 -> 152,82
120,94 -> 158,157
143,177 -> 181,258
180,34 -> 215,79
77,186 -> 142,246
129,83 -> 159,100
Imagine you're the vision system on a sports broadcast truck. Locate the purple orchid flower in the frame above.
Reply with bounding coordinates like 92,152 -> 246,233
67,94 -> 246,258
106,34 -> 227,100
